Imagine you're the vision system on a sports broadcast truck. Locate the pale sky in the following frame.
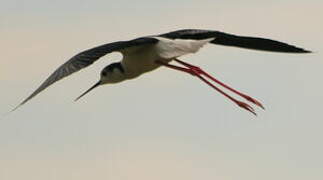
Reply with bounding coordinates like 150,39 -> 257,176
1,0 -> 323,180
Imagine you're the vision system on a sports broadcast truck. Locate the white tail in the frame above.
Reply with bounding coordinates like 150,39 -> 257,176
154,37 -> 215,59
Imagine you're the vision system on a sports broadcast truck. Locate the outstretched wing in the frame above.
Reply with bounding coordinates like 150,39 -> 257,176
159,29 -> 311,53
14,37 -> 158,110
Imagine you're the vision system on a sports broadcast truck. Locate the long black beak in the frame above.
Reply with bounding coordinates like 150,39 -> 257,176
75,81 -> 101,101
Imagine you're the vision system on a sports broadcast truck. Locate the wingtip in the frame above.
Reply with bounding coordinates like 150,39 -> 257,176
297,48 -> 312,53
10,104 -> 22,113
0,104 -> 21,120
282,44 -> 312,53
74,97 -> 81,102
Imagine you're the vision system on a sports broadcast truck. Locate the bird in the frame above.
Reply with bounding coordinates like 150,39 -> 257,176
13,29 -> 311,115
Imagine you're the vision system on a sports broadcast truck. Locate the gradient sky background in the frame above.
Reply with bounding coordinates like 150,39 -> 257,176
1,0 -> 323,180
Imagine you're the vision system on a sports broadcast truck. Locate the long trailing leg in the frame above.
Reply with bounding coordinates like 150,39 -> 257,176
155,60 -> 257,115
174,58 -> 265,110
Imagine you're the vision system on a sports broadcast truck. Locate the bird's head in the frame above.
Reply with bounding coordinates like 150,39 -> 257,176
75,62 -> 125,101
100,62 -> 126,84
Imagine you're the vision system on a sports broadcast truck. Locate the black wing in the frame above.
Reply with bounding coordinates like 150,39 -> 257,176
159,29 -> 311,53
14,37 -> 158,109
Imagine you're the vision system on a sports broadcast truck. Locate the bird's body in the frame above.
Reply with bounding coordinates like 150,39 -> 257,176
120,39 -> 165,80
13,29 -> 311,115
109,37 -> 214,83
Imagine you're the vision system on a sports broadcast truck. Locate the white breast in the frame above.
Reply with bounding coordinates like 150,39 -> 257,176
121,45 -> 160,78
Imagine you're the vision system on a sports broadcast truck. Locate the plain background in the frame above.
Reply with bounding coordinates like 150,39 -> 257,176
1,0 -> 322,179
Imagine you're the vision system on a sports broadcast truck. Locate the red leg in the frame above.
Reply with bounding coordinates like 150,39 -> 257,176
156,60 -> 257,115
174,58 -> 265,110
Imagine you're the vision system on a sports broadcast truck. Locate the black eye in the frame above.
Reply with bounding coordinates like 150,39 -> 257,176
102,71 -> 107,76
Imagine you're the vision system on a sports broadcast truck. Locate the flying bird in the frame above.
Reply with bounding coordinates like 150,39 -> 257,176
14,29 -> 311,115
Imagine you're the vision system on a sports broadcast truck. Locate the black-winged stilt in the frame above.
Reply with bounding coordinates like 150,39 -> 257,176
14,29 -> 311,115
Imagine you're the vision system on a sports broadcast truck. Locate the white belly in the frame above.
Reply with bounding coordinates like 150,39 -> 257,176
121,46 -> 172,79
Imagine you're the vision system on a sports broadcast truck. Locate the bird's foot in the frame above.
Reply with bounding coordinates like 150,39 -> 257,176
242,95 -> 265,110
235,101 -> 257,116
186,65 -> 265,110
